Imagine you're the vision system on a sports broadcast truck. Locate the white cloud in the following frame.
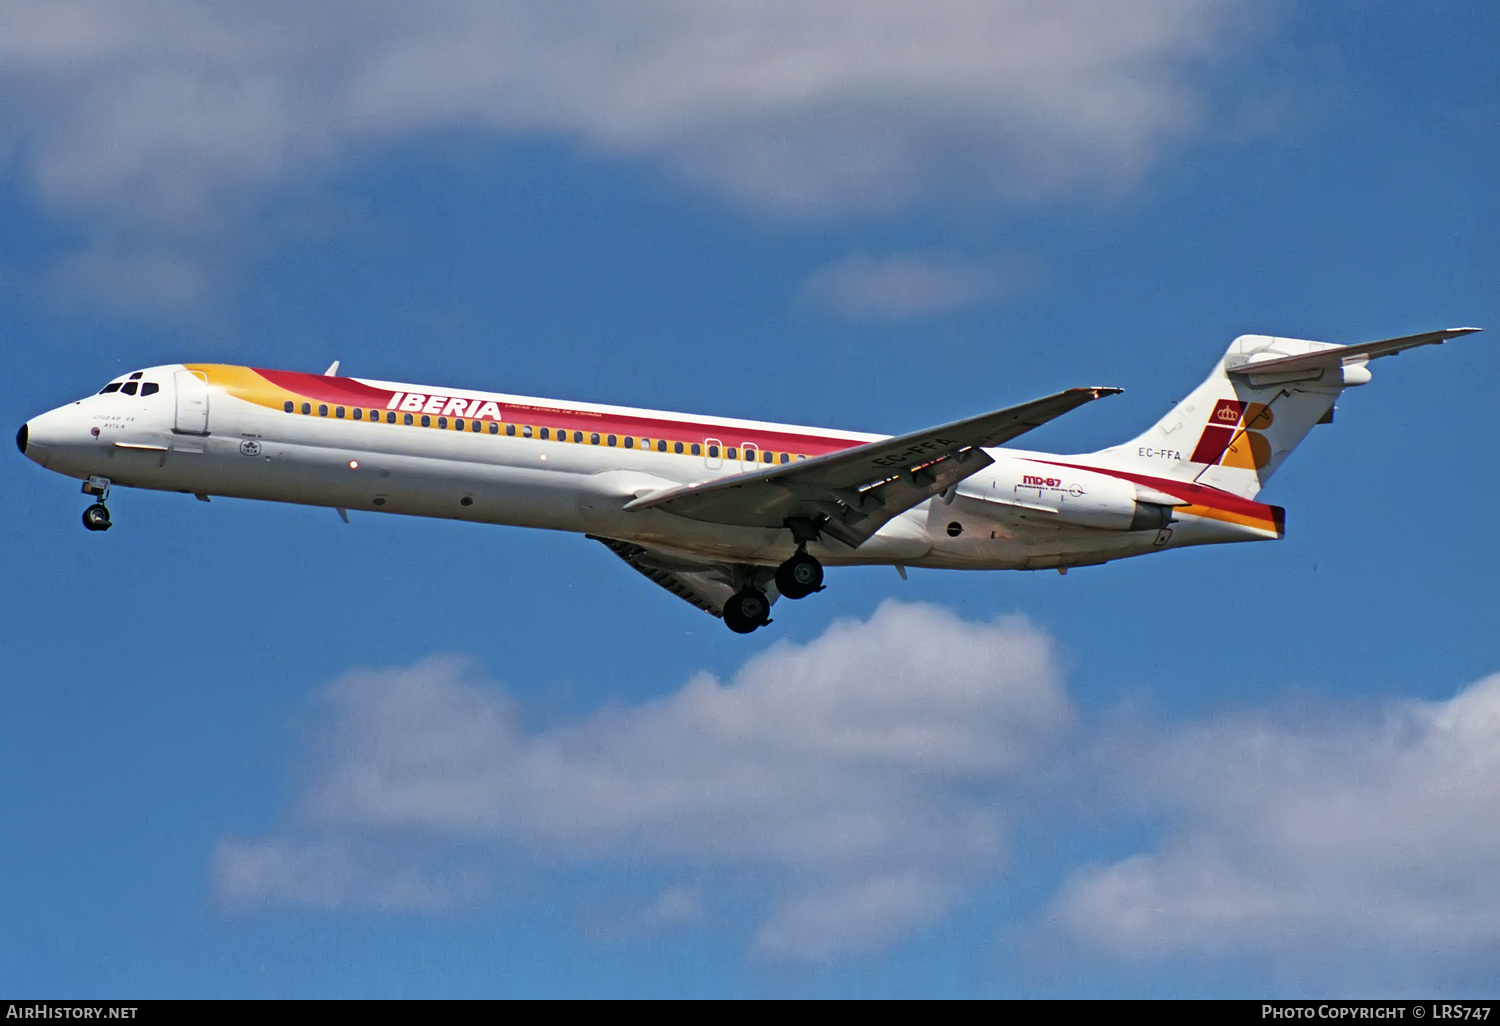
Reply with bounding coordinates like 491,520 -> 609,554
2,1 -> 1264,308
639,882 -> 707,932
214,837 -> 489,912
216,601 -> 1069,961
799,251 -> 1039,320
220,598 -> 1500,982
1042,675 -> 1500,985
752,872 -> 959,961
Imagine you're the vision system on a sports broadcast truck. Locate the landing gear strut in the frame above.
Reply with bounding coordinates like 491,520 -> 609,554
776,517 -> 828,602
722,587 -> 772,634
775,550 -> 824,599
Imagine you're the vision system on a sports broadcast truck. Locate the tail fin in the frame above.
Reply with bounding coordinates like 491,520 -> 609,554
1092,328 -> 1479,499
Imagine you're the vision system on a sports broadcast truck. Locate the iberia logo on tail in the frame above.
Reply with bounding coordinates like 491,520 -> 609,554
1190,399 -> 1274,469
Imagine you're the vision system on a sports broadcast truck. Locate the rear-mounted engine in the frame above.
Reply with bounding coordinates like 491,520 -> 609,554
970,464 -> 1175,532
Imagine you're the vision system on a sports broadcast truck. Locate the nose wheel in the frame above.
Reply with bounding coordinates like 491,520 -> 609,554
82,503 -> 112,532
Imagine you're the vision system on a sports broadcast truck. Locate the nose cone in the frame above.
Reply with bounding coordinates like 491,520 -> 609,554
17,418 -> 50,467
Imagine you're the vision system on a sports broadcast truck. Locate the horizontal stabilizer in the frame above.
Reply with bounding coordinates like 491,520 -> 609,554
1225,327 -> 1480,378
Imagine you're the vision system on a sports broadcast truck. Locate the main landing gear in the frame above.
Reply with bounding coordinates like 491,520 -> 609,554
723,588 -> 772,635
774,517 -> 827,603
720,550 -> 826,635
81,476 -> 112,532
775,550 -> 824,600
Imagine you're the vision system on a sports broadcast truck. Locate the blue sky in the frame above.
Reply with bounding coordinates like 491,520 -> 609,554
3,1 -> 1497,998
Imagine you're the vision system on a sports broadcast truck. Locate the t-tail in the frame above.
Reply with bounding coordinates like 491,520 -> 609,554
1090,327 -> 1481,500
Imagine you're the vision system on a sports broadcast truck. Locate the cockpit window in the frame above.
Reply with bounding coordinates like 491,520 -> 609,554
128,372 -> 143,380
99,383 -> 122,394
140,382 -> 160,396
120,381 -> 138,395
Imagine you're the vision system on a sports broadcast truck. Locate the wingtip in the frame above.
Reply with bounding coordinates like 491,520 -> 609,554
1449,327 -> 1482,336
1086,386 -> 1124,398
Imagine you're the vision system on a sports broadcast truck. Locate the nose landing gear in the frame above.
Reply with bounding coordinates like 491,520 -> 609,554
81,476 -> 112,532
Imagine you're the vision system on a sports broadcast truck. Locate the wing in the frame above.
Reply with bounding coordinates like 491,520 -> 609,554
624,386 -> 1121,548
590,536 -> 738,617
1225,327 -> 1480,379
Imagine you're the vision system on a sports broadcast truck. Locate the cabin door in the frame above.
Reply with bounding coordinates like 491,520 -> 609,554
174,370 -> 210,435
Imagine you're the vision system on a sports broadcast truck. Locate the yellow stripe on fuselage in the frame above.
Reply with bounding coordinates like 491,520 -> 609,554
183,364 -> 300,412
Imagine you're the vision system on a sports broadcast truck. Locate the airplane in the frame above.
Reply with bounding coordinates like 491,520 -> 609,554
17,327 -> 1479,634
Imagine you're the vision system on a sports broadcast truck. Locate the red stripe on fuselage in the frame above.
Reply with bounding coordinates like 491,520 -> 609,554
253,369 -> 396,406
250,369 -> 866,457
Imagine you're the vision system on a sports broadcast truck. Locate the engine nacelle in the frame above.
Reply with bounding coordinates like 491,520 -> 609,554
968,463 -> 1173,532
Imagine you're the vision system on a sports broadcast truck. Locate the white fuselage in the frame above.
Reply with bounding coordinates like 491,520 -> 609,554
19,363 -> 1270,574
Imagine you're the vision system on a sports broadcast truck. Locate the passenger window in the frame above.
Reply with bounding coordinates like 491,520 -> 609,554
371,410 -> 380,421
352,408 -> 362,420
438,416 -> 447,429
336,406 -> 346,418
488,421 -> 498,434
523,425 -> 533,438
455,419 -> 465,431
623,436 -> 633,449
121,381 -> 138,395
726,447 -> 736,459
763,450 -> 773,463
780,453 -> 789,464
590,432 -> 600,445
318,404 -> 328,416
574,431 -> 583,443
284,400 -> 294,412
691,443 -> 700,456
100,383 -> 122,394
129,372 -> 143,380
141,382 -> 160,396
472,419 -> 481,433
539,427 -> 549,440
303,403 -> 312,415
604,435 -> 614,446
506,424 -> 516,436
708,445 -> 719,458
421,415 -> 430,427
404,413 -> 413,425
658,440 -> 668,452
